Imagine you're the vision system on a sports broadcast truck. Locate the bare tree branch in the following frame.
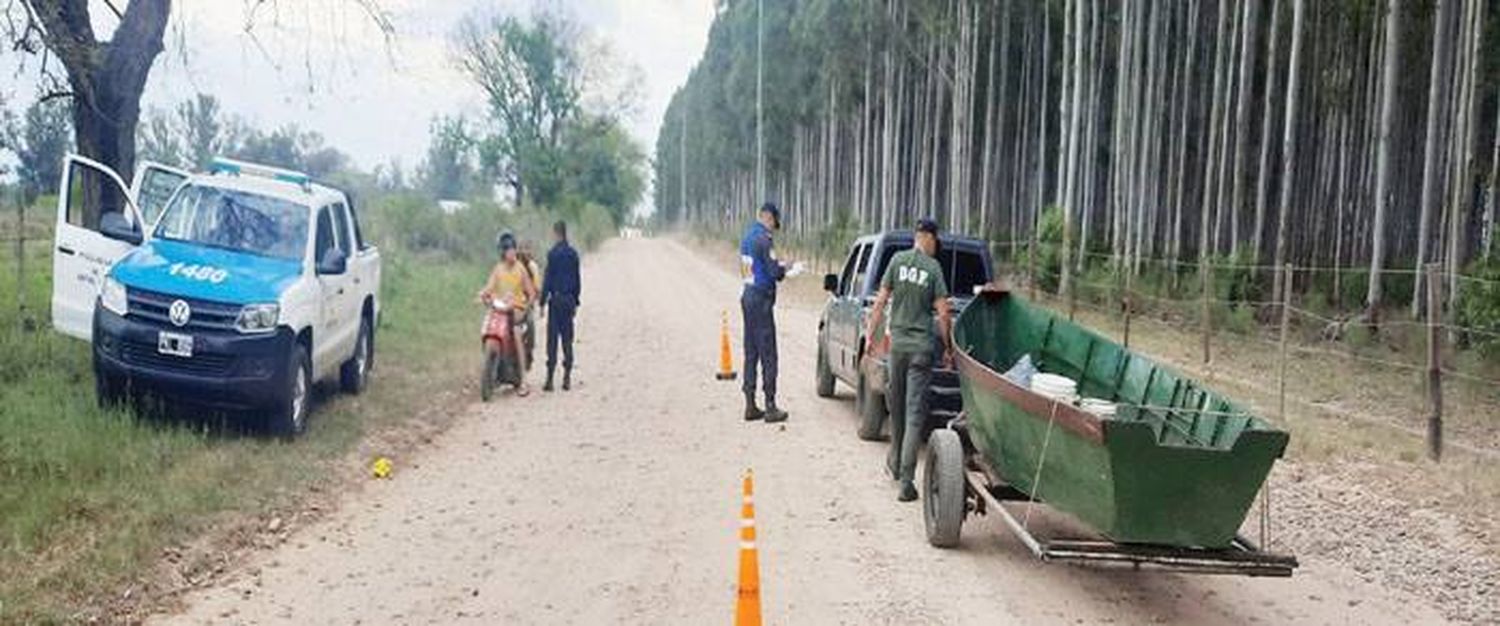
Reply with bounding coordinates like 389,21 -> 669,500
36,89 -> 71,103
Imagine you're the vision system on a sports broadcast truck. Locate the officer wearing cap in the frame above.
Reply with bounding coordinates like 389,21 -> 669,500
865,218 -> 953,502
739,202 -> 792,423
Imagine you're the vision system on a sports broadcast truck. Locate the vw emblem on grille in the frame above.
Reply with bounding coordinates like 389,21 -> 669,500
168,300 -> 192,327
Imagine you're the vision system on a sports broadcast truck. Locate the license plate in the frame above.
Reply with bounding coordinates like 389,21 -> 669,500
158,331 -> 194,358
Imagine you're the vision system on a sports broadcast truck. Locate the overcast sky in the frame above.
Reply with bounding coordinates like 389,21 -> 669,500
4,0 -> 716,213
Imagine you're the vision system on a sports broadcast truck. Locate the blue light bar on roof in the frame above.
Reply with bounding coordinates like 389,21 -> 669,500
210,157 -> 312,189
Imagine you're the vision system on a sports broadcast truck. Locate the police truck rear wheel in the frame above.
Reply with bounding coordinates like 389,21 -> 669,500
815,342 -> 835,398
270,346 -> 311,438
924,428 -> 965,548
340,317 -> 373,394
856,375 -> 887,441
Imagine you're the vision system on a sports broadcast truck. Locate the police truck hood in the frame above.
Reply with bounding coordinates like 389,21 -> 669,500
111,239 -> 303,305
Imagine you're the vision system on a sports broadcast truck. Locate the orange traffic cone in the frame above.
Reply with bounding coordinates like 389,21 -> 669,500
716,310 -> 738,381
735,469 -> 762,626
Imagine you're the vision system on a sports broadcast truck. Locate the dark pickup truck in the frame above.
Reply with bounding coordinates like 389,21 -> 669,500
814,230 -> 993,440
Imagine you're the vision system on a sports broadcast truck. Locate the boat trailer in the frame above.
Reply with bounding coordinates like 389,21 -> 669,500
963,467 -> 1299,577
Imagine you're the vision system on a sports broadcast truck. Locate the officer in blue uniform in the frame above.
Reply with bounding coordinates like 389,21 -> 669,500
740,202 -> 790,423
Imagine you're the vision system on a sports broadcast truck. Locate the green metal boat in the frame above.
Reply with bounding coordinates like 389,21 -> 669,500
950,290 -> 1290,549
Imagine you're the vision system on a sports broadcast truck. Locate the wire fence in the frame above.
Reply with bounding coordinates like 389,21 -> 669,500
989,239 -> 1500,290
1011,253 -> 1500,462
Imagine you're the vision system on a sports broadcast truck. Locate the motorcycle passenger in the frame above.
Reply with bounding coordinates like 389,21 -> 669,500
478,231 -> 538,396
519,239 -> 543,371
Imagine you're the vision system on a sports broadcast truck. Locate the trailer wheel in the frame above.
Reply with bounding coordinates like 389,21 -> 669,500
924,428 -> 965,548
856,374 -> 887,441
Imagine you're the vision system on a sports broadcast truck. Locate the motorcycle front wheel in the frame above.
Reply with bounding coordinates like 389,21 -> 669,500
480,348 -> 500,402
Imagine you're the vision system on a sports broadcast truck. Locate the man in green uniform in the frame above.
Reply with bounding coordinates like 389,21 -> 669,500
865,219 -> 953,502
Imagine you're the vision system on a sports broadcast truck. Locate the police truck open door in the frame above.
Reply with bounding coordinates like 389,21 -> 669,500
51,155 -> 189,341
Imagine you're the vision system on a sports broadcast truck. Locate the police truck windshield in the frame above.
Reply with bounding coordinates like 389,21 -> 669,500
154,185 -> 309,260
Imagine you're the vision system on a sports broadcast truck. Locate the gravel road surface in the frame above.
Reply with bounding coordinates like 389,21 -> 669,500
155,237 -> 1451,625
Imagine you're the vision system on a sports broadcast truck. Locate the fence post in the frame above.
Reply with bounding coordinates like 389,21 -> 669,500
1425,263 -> 1443,462
1028,240 -> 1038,301
15,192 -> 25,330
1068,271 -> 1077,322
1200,257 -> 1213,365
1278,264 -> 1292,423
1121,262 -> 1133,349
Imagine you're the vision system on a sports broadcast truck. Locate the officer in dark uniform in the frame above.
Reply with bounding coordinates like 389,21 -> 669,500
740,202 -> 790,423
541,220 -> 581,392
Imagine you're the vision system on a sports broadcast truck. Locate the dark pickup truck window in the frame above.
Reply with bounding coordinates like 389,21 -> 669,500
871,244 -> 988,297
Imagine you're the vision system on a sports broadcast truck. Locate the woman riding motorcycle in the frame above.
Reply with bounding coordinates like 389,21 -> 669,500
478,232 -> 538,396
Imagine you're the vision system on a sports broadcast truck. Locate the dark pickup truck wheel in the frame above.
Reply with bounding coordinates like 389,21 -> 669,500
815,341 -> 835,398
856,374 -> 887,441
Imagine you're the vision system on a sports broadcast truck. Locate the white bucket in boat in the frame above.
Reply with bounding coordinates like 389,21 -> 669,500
1079,398 -> 1118,418
1031,374 -> 1078,402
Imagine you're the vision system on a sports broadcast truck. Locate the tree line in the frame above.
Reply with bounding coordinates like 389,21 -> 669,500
655,0 -> 1500,325
1,2 -> 645,229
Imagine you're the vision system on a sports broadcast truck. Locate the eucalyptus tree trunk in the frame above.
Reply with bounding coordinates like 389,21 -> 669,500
1412,0 -> 1458,318
1213,1 -> 1242,257
1272,0 -> 1307,304
1079,0 -> 1103,266
1200,1 -> 1232,279
1488,88 -> 1500,257
1448,0 -> 1484,306
1366,0 -> 1402,324
979,3 -> 999,238
1253,0 -> 1285,266
1171,0 -> 1202,275
1036,0 -> 1051,234
1229,0 -> 1261,259
1059,0 -> 1087,296
1055,0 -> 1074,211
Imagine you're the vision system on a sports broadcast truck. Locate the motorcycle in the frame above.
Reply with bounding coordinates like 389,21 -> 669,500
479,295 -> 530,401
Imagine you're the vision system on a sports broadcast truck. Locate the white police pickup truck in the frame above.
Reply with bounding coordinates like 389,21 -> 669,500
51,154 -> 381,436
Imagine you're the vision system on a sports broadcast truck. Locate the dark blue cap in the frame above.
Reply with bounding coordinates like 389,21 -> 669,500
760,202 -> 781,230
915,217 -> 939,235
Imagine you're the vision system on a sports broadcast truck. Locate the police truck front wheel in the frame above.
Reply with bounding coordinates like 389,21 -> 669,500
270,346 -> 312,438
340,316 -> 373,394
95,366 -> 126,409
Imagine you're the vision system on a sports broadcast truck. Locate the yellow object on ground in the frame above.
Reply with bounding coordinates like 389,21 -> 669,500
371,457 -> 393,479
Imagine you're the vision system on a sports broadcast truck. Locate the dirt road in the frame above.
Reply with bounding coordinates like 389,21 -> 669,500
155,237 -> 1450,625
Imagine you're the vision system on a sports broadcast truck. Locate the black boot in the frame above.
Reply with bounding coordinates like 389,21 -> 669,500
898,480 -> 919,502
763,398 -> 788,423
744,394 -> 764,421
543,369 -> 555,392
562,368 -> 572,391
